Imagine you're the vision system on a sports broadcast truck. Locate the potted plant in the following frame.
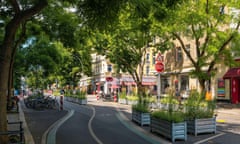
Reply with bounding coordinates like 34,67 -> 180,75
126,95 -> 138,105
132,103 -> 150,126
64,89 -> 73,102
150,110 -> 187,142
118,92 -> 127,104
160,96 -> 179,111
75,90 -> 87,105
184,90 -> 216,136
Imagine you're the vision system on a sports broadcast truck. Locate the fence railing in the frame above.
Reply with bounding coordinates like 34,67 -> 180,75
0,121 -> 24,144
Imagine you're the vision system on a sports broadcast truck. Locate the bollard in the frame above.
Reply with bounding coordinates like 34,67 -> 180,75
60,95 -> 63,110
114,95 -> 117,102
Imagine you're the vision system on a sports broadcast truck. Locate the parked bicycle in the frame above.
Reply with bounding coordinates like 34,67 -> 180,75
24,95 -> 59,110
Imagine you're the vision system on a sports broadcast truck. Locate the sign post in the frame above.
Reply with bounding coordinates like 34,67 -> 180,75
155,53 -> 164,108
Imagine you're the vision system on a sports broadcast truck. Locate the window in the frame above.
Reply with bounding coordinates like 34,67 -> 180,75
185,44 -> 190,60
176,47 -> 182,62
180,75 -> 189,92
152,56 -> 155,65
161,77 -> 170,94
146,53 -> 150,61
146,66 -> 150,75
107,65 -> 112,72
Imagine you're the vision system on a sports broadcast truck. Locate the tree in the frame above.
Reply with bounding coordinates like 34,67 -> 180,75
20,34 -> 63,89
155,0 -> 240,93
89,1 -> 182,97
0,1 -> 48,142
0,0 -> 182,143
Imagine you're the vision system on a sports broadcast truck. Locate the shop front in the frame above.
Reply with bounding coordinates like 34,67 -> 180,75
223,67 -> 240,104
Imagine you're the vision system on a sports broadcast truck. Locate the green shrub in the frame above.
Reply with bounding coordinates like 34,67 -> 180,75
145,96 -> 157,103
132,103 -> 149,113
75,90 -> 87,99
184,90 -> 216,120
126,95 -> 139,101
119,92 -> 127,99
161,97 -> 178,104
151,110 -> 185,123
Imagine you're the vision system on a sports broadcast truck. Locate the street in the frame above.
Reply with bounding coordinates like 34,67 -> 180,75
21,95 -> 240,144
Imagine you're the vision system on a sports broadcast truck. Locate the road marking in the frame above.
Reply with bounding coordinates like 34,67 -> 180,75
193,132 -> 225,144
115,105 -> 170,144
88,106 -> 104,144
42,109 -> 74,144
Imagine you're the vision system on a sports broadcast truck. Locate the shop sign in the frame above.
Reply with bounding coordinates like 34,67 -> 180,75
217,78 -> 225,97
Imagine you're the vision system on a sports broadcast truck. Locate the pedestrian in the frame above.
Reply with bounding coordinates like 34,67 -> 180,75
60,89 -> 65,95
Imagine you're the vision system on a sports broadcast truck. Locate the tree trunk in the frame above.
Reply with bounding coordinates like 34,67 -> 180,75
0,1 -> 48,143
198,78 -> 206,97
7,58 -> 14,110
0,45 -> 12,143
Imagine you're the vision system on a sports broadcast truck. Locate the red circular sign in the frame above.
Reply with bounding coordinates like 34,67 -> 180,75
106,77 -> 113,82
155,62 -> 164,73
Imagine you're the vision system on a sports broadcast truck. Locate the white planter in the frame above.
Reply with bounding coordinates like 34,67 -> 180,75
118,98 -> 127,104
127,100 -> 138,105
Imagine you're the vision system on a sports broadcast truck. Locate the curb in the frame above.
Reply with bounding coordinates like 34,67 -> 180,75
19,101 -> 35,144
41,109 -> 74,144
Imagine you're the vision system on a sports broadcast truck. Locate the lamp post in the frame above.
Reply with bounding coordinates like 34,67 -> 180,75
73,55 -> 84,89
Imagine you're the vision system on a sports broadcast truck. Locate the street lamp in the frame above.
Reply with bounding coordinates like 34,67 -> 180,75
73,55 -> 84,88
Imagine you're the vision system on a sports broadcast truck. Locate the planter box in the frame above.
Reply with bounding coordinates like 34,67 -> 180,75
66,97 -> 74,102
77,99 -> 87,105
118,98 -> 127,105
132,110 -> 150,126
160,103 -> 179,111
150,117 -> 187,142
127,100 -> 138,105
66,97 -> 87,105
187,117 -> 216,136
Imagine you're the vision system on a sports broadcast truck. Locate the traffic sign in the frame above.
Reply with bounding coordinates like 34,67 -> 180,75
155,62 -> 164,73
106,77 -> 113,82
155,53 -> 164,73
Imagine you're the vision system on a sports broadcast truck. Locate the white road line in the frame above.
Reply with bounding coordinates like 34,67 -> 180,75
194,132 -> 225,144
41,109 -> 74,144
88,106 -> 104,144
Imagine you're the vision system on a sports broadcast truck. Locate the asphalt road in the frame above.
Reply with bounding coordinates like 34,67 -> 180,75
21,95 -> 240,144
56,99 -> 154,144
20,101 -> 67,144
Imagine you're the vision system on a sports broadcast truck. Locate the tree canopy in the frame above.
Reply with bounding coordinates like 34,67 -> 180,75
160,0 -> 240,92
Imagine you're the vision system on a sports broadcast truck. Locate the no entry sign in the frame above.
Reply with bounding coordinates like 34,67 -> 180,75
155,62 -> 164,73
155,53 -> 164,73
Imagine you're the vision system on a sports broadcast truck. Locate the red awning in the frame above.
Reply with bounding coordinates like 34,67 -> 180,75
111,85 -> 119,88
223,68 -> 240,79
142,82 -> 156,86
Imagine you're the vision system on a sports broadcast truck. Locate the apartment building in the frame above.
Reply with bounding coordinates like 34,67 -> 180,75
86,52 -> 156,95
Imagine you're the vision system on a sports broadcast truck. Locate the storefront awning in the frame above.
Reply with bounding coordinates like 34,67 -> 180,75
223,68 -> 240,79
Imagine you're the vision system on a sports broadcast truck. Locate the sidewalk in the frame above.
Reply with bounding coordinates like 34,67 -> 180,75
7,100 -> 35,144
